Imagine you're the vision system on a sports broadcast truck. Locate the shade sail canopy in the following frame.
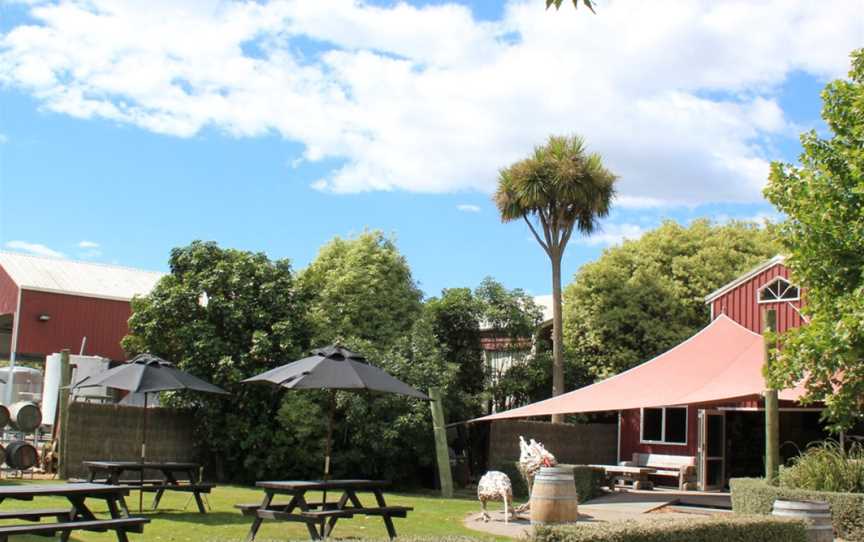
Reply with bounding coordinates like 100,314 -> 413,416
477,315 -> 805,422
72,353 -> 228,395
242,345 -> 430,400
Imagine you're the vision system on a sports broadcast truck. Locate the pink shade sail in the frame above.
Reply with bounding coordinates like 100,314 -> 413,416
476,315 -> 806,422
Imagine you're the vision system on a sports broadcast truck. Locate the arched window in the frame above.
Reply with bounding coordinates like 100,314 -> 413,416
758,277 -> 800,303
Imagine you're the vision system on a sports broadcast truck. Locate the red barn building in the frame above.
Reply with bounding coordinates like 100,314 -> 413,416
481,255 -> 843,491
0,252 -> 163,362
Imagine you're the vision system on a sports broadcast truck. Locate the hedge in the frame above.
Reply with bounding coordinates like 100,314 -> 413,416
531,515 -> 807,542
730,477 -> 864,541
491,463 -> 605,502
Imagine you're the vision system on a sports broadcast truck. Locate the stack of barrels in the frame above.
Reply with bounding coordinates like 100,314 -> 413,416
0,401 -> 42,471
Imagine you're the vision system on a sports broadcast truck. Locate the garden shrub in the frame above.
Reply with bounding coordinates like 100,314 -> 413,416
730,477 -> 864,541
778,440 -> 864,493
531,515 -> 807,542
492,463 -> 604,502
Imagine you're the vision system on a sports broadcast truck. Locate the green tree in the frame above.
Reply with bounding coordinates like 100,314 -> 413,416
424,288 -> 483,393
299,230 -> 423,348
122,241 -> 314,482
495,135 -> 617,422
763,49 -> 864,431
563,219 -> 780,379
300,230 -> 453,484
546,0 -> 596,11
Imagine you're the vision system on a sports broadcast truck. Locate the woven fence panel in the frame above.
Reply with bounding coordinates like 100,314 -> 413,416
488,419 -> 617,467
63,402 -> 196,479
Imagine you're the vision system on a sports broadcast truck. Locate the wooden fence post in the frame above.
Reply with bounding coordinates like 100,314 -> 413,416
57,349 -> 72,480
429,388 -> 453,498
763,310 -> 780,483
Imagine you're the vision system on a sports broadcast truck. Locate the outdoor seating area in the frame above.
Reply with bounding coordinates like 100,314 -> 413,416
0,482 -> 148,542
1,3 -> 863,541
81,460 -> 214,514
238,479 -> 412,541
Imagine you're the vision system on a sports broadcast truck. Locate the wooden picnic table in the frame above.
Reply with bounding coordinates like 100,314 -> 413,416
589,464 -> 657,490
0,482 -> 148,542
238,479 -> 413,541
83,460 -> 214,513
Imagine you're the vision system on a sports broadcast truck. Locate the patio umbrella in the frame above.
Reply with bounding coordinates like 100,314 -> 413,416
243,345 -> 429,493
72,353 -> 228,511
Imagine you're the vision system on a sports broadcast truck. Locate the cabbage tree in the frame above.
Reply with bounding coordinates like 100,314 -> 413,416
495,135 -> 617,422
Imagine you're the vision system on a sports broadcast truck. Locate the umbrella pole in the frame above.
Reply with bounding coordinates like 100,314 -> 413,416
140,392 -> 147,513
323,390 -> 335,508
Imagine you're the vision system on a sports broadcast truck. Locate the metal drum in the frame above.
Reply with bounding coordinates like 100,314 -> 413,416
0,404 -> 10,429
9,401 -> 42,432
530,466 -> 579,525
5,441 -> 38,470
772,499 -> 833,542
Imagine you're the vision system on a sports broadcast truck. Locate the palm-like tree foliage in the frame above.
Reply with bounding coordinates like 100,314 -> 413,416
495,135 -> 617,419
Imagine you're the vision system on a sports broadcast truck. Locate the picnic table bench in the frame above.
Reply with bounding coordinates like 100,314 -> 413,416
0,483 -> 149,542
83,460 -> 214,513
238,479 -> 412,541
589,464 -> 656,490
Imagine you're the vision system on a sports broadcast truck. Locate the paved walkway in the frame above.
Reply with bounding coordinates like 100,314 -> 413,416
463,492 -> 719,538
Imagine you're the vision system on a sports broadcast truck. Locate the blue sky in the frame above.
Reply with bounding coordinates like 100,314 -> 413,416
0,0 -> 860,297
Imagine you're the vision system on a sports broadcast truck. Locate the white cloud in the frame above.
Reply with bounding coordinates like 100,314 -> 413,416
575,223 -> 647,246
457,204 -> 481,213
0,133 -> 7,144
78,240 -> 100,248
0,0 -> 860,206
4,240 -> 65,258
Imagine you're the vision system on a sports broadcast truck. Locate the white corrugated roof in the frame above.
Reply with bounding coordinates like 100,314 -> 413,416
0,252 -> 164,301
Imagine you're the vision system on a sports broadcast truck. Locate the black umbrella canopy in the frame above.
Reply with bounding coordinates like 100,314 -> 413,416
69,352 -> 226,513
73,353 -> 228,395
242,345 -> 429,400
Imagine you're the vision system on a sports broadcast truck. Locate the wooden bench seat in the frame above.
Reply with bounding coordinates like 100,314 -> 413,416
344,506 -> 413,518
138,482 -> 215,493
254,509 -> 354,522
0,508 -> 72,522
0,517 -> 149,541
622,453 -> 696,490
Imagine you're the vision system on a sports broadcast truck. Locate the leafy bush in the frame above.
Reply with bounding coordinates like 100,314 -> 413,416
778,440 -> 864,493
532,515 -> 806,542
730,477 -> 864,541
491,463 -> 604,502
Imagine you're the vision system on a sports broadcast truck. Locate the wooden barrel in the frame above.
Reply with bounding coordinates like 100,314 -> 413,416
772,499 -> 833,542
5,441 -> 37,470
530,466 -> 579,525
0,404 -> 10,428
9,401 -> 42,432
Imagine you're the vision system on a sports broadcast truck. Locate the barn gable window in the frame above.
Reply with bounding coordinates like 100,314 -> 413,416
640,407 -> 687,445
758,277 -> 800,303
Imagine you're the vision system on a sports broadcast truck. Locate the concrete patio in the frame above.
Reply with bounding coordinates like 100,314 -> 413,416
464,490 -> 730,538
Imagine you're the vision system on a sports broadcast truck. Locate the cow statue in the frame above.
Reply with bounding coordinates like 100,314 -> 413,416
477,471 -> 514,523
516,436 -> 557,512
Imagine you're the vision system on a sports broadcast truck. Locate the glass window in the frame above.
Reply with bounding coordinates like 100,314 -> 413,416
759,278 -> 800,302
641,407 -> 687,444
665,407 -> 687,443
642,408 -> 663,441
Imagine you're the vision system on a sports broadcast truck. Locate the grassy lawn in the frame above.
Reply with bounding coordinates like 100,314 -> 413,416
0,481 -> 500,541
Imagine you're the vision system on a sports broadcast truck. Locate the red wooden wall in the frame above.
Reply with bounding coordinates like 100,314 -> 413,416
619,407 -> 700,461
16,290 -> 131,361
709,262 -> 803,334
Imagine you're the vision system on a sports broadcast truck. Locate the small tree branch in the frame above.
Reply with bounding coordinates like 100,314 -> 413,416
523,215 -> 551,256
537,209 -> 554,249
560,223 -> 575,251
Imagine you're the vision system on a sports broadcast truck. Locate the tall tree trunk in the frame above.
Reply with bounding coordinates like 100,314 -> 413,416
550,251 -> 565,424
